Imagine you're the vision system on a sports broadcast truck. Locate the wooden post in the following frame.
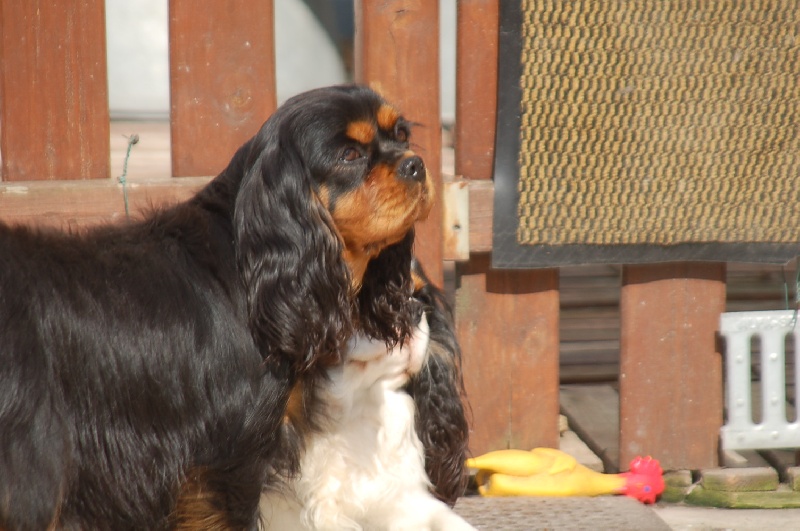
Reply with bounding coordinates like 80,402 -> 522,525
354,0 -> 443,284
457,255 -> 561,453
169,0 -> 276,177
619,262 -> 726,470
0,0 -> 109,181
453,0 -> 561,453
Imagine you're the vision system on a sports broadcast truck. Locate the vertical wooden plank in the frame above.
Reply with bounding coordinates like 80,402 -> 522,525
453,0 -> 560,451
454,0 -> 498,183
354,0 -> 443,284
619,262 -> 726,470
0,0 -> 109,181
457,254 -> 560,454
169,0 -> 276,177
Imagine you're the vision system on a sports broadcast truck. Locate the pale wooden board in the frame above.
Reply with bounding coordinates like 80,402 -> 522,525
723,450 -> 772,469
560,364 -> 619,384
0,177 -> 209,229
559,430 -> 604,473
559,384 -> 620,472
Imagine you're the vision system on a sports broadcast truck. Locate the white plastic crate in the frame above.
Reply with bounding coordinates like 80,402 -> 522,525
720,310 -> 799,450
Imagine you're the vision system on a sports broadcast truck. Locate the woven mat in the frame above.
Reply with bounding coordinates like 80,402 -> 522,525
492,0 -> 800,267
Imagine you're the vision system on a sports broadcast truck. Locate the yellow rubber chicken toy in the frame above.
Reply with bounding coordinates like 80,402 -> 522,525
466,448 -> 664,504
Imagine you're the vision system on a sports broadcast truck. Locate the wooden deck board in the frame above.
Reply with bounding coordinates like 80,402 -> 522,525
559,384 -> 621,472
108,121 -> 172,181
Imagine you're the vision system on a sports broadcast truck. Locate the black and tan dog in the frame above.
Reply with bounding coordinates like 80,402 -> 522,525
0,85 -> 432,530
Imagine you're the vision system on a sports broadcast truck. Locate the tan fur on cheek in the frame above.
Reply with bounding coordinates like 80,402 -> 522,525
332,161 -> 431,286
334,165 -> 415,249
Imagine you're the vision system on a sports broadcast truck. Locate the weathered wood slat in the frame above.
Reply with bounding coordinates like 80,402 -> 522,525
0,177 -> 208,229
561,312 -> 620,339
723,450 -> 772,469
559,267 -> 621,383
464,180 -> 494,254
454,0 -> 498,184
0,0 -> 109,181
451,0 -> 561,454
561,342 -> 621,362
560,282 -> 620,307
457,254 -> 560,454
620,263 -> 726,470
560,384 -> 621,472
169,0 -> 276,177
442,0 -> 497,259
560,364 -> 619,384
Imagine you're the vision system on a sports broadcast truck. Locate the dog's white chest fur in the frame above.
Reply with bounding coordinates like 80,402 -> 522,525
299,383 -> 425,528
260,316 -> 475,531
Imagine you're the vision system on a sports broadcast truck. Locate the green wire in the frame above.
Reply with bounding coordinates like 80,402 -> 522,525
118,134 -> 139,219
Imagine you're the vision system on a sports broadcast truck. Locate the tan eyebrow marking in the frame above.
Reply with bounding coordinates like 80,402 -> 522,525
377,104 -> 400,131
346,120 -> 376,145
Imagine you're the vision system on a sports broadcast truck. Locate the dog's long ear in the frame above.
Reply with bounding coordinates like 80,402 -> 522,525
234,127 -> 352,373
357,230 -> 417,346
406,271 -> 470,507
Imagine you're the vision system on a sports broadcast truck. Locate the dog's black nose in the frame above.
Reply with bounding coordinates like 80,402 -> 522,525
398,155 -> 426,182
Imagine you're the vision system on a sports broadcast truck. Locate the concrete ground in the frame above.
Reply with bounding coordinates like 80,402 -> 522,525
652,505 -> 800,531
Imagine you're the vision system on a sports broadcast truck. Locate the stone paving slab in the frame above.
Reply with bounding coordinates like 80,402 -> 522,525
454,495 -> 670,530
652,505 -> 800,531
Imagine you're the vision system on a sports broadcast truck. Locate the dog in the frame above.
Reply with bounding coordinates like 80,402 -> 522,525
0,85 -> 432,530
260,260 -> 473,531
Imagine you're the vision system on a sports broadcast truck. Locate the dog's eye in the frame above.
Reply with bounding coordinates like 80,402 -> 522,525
340,147 -> 362,162
395,124 -> 410,143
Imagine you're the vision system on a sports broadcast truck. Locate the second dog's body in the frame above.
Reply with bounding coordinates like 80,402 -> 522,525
261,278 -> 474,531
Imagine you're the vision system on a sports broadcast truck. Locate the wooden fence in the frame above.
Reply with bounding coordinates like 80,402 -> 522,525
0,0 -> 726,472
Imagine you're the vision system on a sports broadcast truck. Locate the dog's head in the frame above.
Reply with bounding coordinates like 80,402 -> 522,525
231,85 -> 432,375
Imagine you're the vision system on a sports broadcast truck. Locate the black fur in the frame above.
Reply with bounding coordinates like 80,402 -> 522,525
357,230 -> 418,343
407,259 -> 471,507
0,85 -> 424,530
